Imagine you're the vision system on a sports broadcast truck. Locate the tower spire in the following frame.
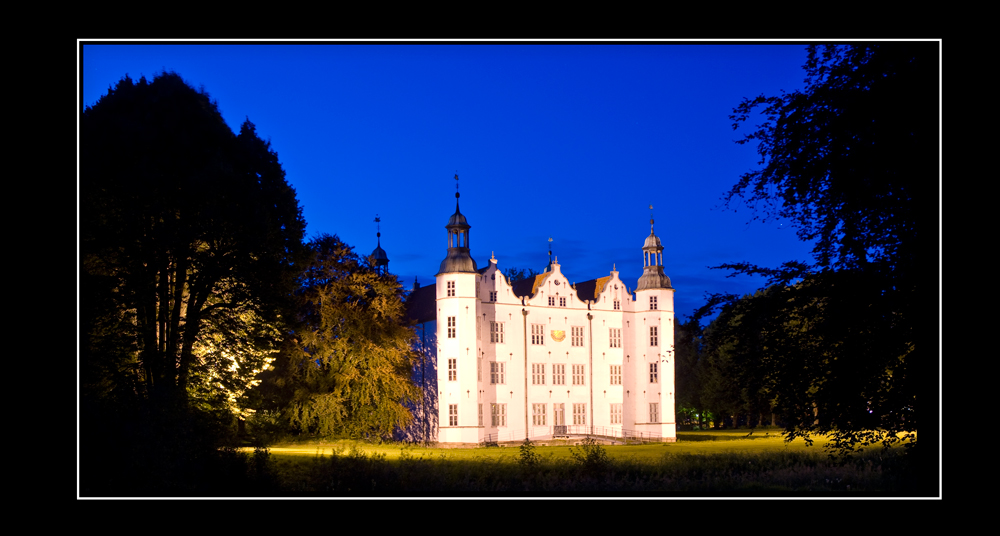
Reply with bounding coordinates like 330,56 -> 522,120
370,213 -> 389,275
547,237 -> 554,271
438,172 -> 477,274
637,205 -> 672,290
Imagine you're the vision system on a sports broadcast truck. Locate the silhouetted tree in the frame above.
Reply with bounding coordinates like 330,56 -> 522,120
82,72 -> 306,413
278,234 -> 418,441
714,44 -> 936,452
81,72 -> 306,493
502,266 -> 540,284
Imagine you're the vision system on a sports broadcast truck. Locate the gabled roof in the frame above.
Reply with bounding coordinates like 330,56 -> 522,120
511,271 -> 551,298
573,275 -> 612,303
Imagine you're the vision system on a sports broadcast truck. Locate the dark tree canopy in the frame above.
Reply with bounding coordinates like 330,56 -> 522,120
710,44 -> 937,453
502,266 -> 540,284
726,43 -> 935,278
81,72 -> 306,414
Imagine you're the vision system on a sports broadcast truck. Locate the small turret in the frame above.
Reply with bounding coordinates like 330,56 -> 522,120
437,174 -> 478,274
636,208 -> 672,290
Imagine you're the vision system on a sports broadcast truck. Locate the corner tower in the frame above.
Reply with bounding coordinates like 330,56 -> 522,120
436,175 -> 481,444
627,207 -> 677,442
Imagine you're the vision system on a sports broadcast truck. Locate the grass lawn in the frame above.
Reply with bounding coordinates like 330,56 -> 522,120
268,428 -> 819,461
257,429 -> 924,495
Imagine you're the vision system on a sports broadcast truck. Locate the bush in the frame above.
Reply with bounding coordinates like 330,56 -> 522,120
569,438 -> 612,472
517,439 -> 541,468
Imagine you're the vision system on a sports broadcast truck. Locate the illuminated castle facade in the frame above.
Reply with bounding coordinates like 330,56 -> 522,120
407,191 -> 676,444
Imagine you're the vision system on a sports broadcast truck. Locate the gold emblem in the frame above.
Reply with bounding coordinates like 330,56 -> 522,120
551,330 -> 566,342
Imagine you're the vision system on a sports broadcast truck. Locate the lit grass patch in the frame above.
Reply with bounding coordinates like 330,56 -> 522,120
261,430 -> 920,495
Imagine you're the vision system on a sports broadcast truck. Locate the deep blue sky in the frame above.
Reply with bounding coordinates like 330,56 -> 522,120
81,42 -> 820,322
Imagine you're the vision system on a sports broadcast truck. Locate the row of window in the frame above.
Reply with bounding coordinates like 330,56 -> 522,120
449,319 -> 658,348
445,282 -> 661,312
450,361 -> 658,385
447,402 -> 661,427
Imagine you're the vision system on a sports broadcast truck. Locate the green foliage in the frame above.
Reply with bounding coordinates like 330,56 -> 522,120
279,234 -> 419,441
517,439 -> 542,467
268,438 -> 920,494
569,438 -> 612,472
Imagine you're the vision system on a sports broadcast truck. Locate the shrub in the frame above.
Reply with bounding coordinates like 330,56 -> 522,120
517,439 -> 541,467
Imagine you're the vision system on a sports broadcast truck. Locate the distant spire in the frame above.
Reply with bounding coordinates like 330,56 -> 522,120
371,214 -> 389,275
547,237 -> 554,271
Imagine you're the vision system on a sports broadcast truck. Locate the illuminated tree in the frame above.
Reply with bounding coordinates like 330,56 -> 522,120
81,72 -> 306,416
279,234 -> 419,440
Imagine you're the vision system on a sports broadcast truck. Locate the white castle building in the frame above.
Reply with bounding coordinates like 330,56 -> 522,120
405,190 -> 676,444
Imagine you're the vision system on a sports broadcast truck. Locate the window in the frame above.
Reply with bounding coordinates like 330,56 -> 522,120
448,358 -> 457,381
478,403 -> 483,426
609,328 -> 621,348
491,403 -> 506,427
531,324 -> 545,345
477,358 -> 481,381
573,403 -> 587,425
559,297 -> 567,307
490,362 -> 505,384
610,365 -> 622,385
649,402 -> 659,423
650,296 -> 658,310
571,326 -> 584,347
449,404 -> 458,426
489,291 -> 497,302
650,326 -> 658,346
490,321 -> 504,343
532,403 -> 546,426
554,403 -> 565,426
548,296 -> 555,306
614,299 -> 620,310
611,403 -> 622,424
447,316 -> 456,338
650,362 -> 658,383
572,364 -> 585,385
532,363 -> 545,385
553,364 -> 565,385
447,281 -> 455,297
476,318 -> 481,340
